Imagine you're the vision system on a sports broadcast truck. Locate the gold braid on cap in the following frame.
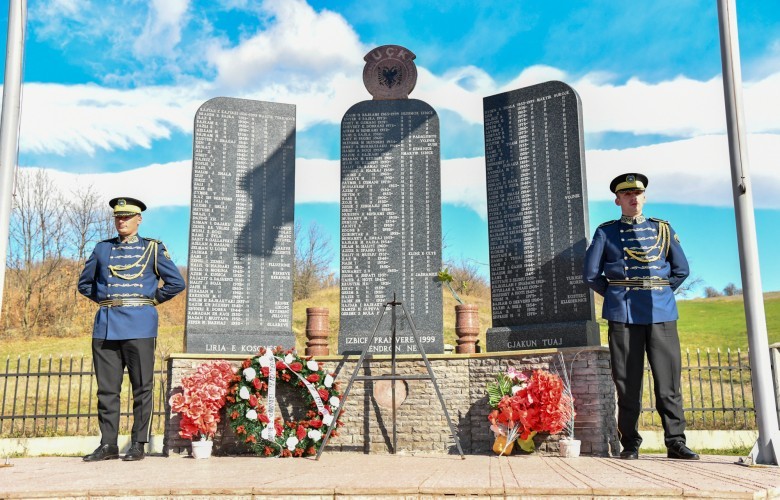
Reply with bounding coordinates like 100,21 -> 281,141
624,221 -> 671,263
108,240 -> 158,280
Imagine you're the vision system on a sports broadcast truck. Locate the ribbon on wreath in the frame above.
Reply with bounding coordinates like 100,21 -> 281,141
260,348 -> 278,441
276,353 -> 333,423
259,349 -> 335,445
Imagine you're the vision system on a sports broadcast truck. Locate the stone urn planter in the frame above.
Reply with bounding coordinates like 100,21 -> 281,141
305,307 -> 330,356
455,304 -> 479,354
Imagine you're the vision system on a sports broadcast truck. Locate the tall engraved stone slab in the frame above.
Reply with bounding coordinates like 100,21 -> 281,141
186,97 -> 295,354
484,81 -> 599,352
339,98 -> 443,354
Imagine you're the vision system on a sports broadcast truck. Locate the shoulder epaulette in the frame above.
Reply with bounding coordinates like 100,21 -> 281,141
143,237 -> 162,244
598,220 -> 618,228
649,217 -> 668,224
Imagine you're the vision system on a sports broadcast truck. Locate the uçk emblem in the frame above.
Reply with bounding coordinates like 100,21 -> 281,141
363,45 -> 417,100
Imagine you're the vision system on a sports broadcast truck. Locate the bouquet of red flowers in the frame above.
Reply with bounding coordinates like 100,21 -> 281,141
487,368 -> 574,454
169,360 -> 235,440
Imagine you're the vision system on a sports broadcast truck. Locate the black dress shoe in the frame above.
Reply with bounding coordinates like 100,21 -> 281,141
83,444 -> 119,462
620,449 -> 639,460
667,442 -> 699,460
122,442 -> 145,461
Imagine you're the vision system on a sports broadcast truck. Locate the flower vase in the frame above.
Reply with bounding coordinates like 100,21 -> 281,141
191,439 -> 213,459
492,435 -> 514,456
516,431 -> 538,453
559,438 -> 581,458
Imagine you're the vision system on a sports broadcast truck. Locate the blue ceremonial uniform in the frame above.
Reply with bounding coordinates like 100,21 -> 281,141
583,213 -> 693,456
583,216 -> 689,324
78,235 -> 185,340
580,173 -> 699,460
78,229 -> 185,454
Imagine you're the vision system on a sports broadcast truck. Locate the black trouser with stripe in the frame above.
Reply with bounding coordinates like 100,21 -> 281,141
92,338 -> 156,445
608,321 -> 687,451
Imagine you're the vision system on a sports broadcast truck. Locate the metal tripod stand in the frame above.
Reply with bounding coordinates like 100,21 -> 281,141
316,294 -> 465,459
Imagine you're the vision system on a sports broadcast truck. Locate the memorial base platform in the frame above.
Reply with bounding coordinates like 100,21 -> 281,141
165,347 -> 618,457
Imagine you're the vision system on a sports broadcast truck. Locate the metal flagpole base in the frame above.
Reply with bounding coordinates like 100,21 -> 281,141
738,432 -> 780,467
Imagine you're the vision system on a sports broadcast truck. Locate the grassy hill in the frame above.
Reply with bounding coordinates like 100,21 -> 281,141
592,292 -> 780,350
1,289 -> 777,358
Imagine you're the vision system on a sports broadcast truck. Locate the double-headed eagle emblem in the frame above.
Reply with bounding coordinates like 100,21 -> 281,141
378,65 -> 402,88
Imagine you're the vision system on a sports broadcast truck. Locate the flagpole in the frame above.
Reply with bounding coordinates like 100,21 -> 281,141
0,0 -> 26,317
716,0 -> 779,466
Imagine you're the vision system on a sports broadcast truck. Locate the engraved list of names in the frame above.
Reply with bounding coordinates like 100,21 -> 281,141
339,99 -> 443,355
186,97 -> 296,354
483,81 -> 599,351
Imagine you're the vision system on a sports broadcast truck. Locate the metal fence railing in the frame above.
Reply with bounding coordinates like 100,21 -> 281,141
0,349 -> 757,438
0,354 -> 168,437
640,348 -> 755,430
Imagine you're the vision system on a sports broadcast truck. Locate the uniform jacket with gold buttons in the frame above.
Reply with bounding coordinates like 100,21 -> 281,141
583,216 -> 689,324
78,235 -> 186,340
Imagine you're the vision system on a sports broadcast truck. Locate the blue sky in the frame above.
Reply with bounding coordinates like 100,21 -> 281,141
3,0 -> 780,295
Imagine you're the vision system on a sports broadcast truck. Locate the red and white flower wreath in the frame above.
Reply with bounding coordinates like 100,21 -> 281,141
226,346 -> 343,457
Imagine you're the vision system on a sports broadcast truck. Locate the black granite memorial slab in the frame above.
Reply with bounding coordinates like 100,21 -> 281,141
186,97 -> 296,354
483,81 -> 599,351
339,99 -> 443,355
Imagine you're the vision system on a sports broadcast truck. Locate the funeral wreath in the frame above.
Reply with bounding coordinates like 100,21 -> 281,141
226,347 -> 343,457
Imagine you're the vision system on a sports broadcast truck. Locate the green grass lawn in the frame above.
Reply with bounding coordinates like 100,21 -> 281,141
593,292 -> 780,350
677,292 -> 780,350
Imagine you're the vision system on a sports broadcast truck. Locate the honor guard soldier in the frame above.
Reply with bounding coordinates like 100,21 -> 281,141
583,174 -> 699,461
78,197 -> 185,461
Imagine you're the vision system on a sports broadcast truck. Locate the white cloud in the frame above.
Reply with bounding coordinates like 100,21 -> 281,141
585,133 -> 780,209
22,132 -> 779,226
22,161 -> 192,209
19,83 -> 208,155
14,68 -> 780,157
440,158 -> 487,218
206,0 -> 365,91
134,0 -> 191,58
295,158 -> 339,203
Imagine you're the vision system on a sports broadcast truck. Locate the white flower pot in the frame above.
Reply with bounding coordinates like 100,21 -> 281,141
191,439 -> 213,459
559,439 -> 581,458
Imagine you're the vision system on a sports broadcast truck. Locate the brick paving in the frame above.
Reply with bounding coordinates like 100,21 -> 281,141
1,453 -> 778,499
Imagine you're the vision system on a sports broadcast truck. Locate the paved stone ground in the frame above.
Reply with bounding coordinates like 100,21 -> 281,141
0,453 -> 778,499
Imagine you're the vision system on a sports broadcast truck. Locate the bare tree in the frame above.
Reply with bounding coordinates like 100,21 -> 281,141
64,184 -> 112,263
703,286 -> 722,298
7,169 -> 69,331
722,282 -> 742,296
443,256 -> 490,298
674,275 -> 703,298
293,221 -> 334,300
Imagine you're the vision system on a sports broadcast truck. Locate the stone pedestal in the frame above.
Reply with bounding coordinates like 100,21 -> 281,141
165,347 -> 618,457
